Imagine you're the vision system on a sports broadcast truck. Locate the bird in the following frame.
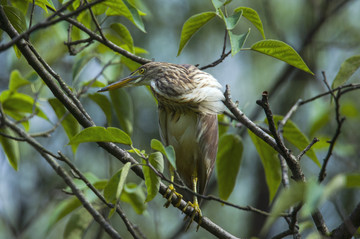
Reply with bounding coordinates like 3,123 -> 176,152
98,62 -> 224,229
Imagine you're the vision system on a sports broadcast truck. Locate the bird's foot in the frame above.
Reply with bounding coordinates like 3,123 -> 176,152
183,201 -> 202,231
163,184 -> 182,208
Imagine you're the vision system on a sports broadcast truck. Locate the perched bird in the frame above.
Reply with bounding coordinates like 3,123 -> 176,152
98,62 -> 224,228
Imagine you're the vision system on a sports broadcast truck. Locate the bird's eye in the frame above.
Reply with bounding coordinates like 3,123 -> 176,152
138,68 -> 146,74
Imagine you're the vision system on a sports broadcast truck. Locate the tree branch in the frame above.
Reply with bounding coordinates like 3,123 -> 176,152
331,202 -> 360,239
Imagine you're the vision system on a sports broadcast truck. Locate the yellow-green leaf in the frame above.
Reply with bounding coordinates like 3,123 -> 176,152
228,29 -> 250,56
270,115 -> 320,167
104,0 -> 145,32
251,40 -> 313,75
234,7 -> 265,39
120,183 -> 146,214
110,23 -> 135,53
109,89 -> 134,135
150,139 -> 176,169
3,5 -> 26,33
220,9 -> 242,30
63,207 -> 93,239
177,12 -> 216,56
142,152 -> 164,202
345,174 -> 360,187
49,98 -> 80,153
0,127 -> 20,171
88,94 -> 112,125
332,55 -> 360,89
216,134 -> 243,200
103,162 -> 131,204
9,70 -> 29,91
68,126 -> 132,146
248,130 -> 281,203
1,91 -> 48,121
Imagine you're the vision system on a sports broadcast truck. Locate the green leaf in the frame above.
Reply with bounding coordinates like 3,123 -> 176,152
248,130 -> 281,202
104,0 -> 146,32
221,10 -> 242,30
150,139 -> 176,169
332,55 -> 360,89
9,70 -> 29,91
211,0 -> 224,10
109,89 -> 134,135
49,98 -> 81,153
110,23 -> 135,53
0,127 -> 20,171
251,40 -> 314,75
68,126 -> 132,146
63,207 -> 93,239
123,0 -> 146,32
218,114 -> 229,138
34,0 -> 55,13
270,116 -> 320,166
262,182 -> 306,233
48,197 -> 82,232
228,29 -> 250,56
309,107 -> 331,138
345,174 -> 360,187
177,12 -> 217,56
10,0 -> 29,15
164,145 -> 176,169
143,152 -> 164,202
63,172 -> 101,194
1,91 -> 48,121
103,162 -> 131,204
88,94 -> 112,125
216,134 -> 243,200
3,6 -> 26,33
120,183 -> 146,214
234,7 -> 265,39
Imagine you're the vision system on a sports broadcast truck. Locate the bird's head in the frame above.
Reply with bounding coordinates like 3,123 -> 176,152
98,62 -> 166,92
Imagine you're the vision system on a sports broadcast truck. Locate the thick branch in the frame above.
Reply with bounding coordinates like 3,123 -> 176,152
331,202 -> 360,239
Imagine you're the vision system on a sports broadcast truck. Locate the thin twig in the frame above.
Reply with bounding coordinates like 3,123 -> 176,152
29,0 -> 36,29
30,111 -> 69,138
297,137 -> 319,160
271,229 -> 293,239
200,30 -> 231,70
84,0 -> 106,40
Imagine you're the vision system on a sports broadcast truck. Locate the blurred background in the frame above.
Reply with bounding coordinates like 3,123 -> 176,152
0,0 -> 360,238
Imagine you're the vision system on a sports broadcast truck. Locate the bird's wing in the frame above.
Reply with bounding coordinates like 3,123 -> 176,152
196,113 -> 218,195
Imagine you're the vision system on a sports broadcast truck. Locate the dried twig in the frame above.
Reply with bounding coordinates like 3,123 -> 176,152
200,30 -> 231,70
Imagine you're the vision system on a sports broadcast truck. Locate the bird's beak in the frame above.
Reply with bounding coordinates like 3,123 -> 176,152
97,74 -> 141,92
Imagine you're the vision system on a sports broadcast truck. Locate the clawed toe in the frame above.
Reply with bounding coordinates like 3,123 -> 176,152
163,184 -> 182,208
183,201 -> 202,231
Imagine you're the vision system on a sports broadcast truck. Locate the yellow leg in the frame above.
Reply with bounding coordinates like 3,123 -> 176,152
163,166 -> 182,208
182,177 -> 202,231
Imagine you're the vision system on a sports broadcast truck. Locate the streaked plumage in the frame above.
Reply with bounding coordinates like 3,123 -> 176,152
99,62 -> 224,222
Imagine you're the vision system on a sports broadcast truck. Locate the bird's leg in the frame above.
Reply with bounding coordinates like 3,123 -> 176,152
163,165 -> 182,208
183,177 -> 202,231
